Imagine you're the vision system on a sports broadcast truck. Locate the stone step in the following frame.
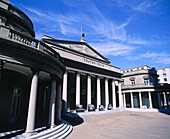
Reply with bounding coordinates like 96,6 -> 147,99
54,124 -> 73,139
30,123 -> 65,139
30,120 -> 72,139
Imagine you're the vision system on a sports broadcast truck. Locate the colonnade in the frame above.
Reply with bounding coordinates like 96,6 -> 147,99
24,69 -> 62,136
122,91 -> 153,109
62,71 -> 122,112
122,91 -> 169,109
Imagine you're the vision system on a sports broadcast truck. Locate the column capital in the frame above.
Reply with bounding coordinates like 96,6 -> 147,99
105,78 -> 108,81
112,79 -> 115,82
31,67 -> 39,75
0,60 -> 6,69
87,74 -> 92,77
65,70 -> 68,74
76,71 -> 81,74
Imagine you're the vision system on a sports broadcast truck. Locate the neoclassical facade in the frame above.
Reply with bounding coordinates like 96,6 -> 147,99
0,0 -> 66,136
121,65 -> 170,109
42,35 -> 123,112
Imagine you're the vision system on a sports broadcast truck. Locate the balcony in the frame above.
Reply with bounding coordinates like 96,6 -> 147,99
121,83 -> 156,90
0,26 -> 61,60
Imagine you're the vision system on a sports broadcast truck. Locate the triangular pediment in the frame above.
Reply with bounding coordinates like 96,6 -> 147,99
42,35 -> 110,63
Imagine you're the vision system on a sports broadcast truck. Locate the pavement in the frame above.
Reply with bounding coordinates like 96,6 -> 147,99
67,109 -> 170,139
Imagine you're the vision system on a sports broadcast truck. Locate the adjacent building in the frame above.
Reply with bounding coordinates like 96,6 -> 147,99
157,67 -> 170,84
121,65 -> 170,109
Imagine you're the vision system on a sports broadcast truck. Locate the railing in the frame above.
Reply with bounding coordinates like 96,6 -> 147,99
8,29 -> 38,47
122,83 -> 156,89
1,26 -> 61,60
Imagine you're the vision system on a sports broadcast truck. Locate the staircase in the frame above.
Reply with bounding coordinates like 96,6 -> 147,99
29,120 -> 72,139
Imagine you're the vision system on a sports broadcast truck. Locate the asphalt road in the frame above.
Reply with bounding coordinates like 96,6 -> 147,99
67,111 -> 170,139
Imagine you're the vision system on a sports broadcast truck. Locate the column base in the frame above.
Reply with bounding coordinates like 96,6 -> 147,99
50,124 -> 56,129
23,131 -> 37,137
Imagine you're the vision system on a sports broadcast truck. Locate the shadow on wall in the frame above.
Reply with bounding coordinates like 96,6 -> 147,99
158,109 -> 170,115
61,112 -> 84,126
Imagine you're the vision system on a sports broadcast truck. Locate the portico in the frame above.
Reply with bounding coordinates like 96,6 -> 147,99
122,91 -> 154,109
62,68 -> 122,112
42,35 -> 122,112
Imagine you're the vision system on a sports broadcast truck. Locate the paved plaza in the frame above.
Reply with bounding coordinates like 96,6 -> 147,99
67,111 -> 170,139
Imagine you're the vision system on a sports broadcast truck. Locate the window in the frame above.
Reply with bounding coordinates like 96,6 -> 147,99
144,79 -> 149,85
9,88 -> 21,122
163,73 -> 166,77
141,67 -> 144,69
131,80 -> 135,86
164,78 -> 167,82
121,81 -> 124,86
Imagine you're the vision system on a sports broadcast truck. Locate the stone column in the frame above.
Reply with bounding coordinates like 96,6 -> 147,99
105,78 -> 109,110
56,79 -> 62,123
62,72 -> 68,113
139,92 -> 142,108
118,82 -> 122,108
49,76 -> 57,128
148,91 -> 153,109
97,77 -> 101,110
165,92 -> 169,108
123,93 -> 126,108
112,80 -> 116,109
87,74 -> 91,110
130,92 -> 134,108
161,92 -> 165,108
76,72 -> 80,105
157,92 -> 162,108
24,69 -> 39,136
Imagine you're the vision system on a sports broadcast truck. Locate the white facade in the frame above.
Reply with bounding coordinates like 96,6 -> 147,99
157,67 -> 170,84
121,65 -> 170,109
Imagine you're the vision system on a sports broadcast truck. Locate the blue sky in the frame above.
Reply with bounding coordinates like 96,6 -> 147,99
11,0 -> 170,70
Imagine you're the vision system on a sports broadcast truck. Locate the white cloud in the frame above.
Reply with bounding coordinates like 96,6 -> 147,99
126,52 -> 170,65
114,0 -> 161,15
22,1 -> 167,63
126,35 -> 148,45
90,42 -> 135,56
133,1 -> 159,15
23,4 -> 132,43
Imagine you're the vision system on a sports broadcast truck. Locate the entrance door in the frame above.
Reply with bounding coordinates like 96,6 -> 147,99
133,92 -> 139,108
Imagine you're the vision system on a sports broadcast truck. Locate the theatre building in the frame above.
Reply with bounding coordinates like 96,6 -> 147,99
121,65 -> 170,109
42,35 -> 123,112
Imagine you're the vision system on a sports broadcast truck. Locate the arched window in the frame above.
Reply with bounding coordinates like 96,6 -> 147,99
129,77 -> 135,86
